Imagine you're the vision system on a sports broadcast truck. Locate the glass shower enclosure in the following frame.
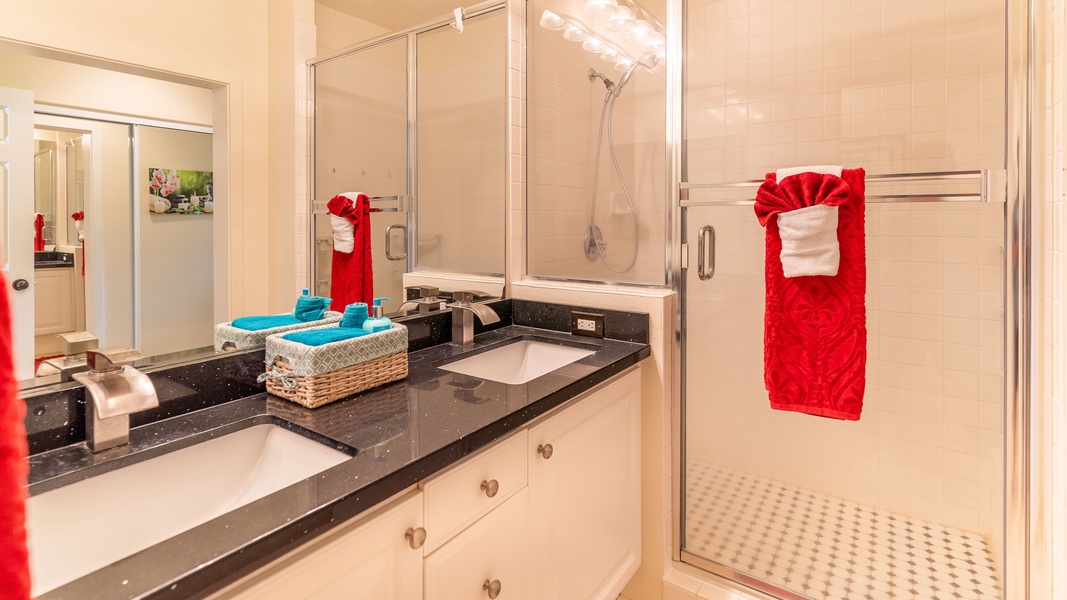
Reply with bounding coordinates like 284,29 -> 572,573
678,1 -> 1022,599
310,6 -> 506,314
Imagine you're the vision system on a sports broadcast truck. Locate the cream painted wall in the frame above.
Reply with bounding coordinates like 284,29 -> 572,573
0,0 -> 272,320
314,3 -> 389,54
137,127 -> 213,357
0,50 -> 213,126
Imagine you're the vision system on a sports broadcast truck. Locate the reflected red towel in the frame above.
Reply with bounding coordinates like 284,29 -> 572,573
327,194 -> 373,312
33,214 -> 44,252
754,168 -> 866,420
0,272 -> 30,598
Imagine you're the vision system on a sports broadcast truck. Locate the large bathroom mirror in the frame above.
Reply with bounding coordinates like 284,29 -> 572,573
310,4 -> 507,315
2,47 -> 218,388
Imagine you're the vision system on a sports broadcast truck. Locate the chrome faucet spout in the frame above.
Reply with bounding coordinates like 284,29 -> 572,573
72,349 -> 159,453
447,292 -> 500,347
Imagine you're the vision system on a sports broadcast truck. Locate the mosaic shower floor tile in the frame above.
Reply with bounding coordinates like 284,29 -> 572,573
685,461 -> 1000,600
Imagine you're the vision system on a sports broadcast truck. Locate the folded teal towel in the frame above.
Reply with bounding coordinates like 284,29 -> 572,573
231,314 -> 302,331
340,302 -> 369,328
294,296 -> 332,322
281,327 -> 370,347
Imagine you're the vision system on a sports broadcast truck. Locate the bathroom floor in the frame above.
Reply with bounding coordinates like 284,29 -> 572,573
685,461 -> 1001,600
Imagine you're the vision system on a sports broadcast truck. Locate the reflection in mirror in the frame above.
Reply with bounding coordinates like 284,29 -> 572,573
310,5 -> 506,317
1,47 -> 217,389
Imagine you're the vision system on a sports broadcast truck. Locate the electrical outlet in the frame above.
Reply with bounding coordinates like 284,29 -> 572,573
571,311 -> 604,338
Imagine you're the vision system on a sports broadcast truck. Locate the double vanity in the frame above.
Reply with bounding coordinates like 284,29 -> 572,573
22,299 -> 650,600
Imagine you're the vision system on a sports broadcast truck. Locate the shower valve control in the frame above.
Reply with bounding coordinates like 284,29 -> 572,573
571,311 -> 604,338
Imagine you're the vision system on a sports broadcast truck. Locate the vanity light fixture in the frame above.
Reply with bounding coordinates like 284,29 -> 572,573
606,6 -> 636,32
539,4 -> 663,71
539,10 -> 567,30
562,25 -> 587,43
584,0 -> 619,18
623,19 -> 653,45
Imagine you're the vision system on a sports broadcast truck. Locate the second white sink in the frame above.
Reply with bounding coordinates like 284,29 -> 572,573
439,340 -> 595,384
26,423 -> 351,596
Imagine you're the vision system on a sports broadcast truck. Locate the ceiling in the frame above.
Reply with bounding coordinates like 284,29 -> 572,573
316,0 -> 465,31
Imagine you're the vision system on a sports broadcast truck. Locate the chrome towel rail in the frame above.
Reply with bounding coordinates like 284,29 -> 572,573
679,169 -> 1006,206
312,195 -> 410,214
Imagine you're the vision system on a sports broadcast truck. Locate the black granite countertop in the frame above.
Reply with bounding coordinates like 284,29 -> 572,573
30,317 -> 649,600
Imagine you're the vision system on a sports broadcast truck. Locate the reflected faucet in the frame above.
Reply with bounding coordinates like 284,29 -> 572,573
72,349 -> 159,453
448,291 -> 500,347
398,285 -> 444,315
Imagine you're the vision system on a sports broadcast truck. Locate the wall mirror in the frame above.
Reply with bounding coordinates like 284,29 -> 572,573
309,2 -> 507,315
1,47 -> 218,389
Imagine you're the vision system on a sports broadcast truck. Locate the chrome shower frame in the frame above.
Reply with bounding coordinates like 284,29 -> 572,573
668,2 -> 1034,600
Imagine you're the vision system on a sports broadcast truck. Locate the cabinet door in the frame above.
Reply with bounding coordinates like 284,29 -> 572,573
528,369 -> 641,600
211,491 -> 424,600
34,268 -> 75,335
425,488 -> 530,600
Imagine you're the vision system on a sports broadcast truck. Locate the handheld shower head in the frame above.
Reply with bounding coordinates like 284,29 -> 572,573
611,62 -> 640,98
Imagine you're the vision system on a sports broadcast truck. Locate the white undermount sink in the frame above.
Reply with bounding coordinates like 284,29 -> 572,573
439,339 -> 595,385
26,423 -> 351,597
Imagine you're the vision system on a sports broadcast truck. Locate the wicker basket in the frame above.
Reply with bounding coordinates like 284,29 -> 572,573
265,351 -> 408,409
261,323 -> 409,409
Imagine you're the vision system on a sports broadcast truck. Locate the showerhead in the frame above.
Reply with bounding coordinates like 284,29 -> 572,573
588,68 -> 615,91
611,62 -> 640,98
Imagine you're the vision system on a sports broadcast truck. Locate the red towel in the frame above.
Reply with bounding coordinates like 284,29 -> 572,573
33,214 -> 44,252
327,194 -> 373,312
0,272 -> 30,599
754,168 -> 867,420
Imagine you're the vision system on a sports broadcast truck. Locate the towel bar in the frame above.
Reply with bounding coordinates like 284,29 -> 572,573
679,169 -> 1006,206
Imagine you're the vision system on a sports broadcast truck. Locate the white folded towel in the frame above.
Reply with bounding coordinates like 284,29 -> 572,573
775,166 -> 844,277
328,192 -> 363,254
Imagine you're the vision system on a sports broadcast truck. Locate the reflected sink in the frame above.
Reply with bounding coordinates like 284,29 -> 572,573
439,340 -> 595,385
27,423 -> 352,596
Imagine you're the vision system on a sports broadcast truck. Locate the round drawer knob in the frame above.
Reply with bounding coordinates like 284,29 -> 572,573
480,479 -> 499,498
537,443 -> 553,459
404,527 -> 426,549
483,579 -> 502,599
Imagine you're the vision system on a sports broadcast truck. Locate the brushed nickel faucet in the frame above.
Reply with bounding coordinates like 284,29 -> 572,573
72,349 -> 159,452
448,291 -> 500,347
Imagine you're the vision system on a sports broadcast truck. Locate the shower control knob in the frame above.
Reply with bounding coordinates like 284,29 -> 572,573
11,279 -> 29,291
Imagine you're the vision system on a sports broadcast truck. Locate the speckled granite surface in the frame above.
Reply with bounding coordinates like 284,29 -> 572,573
24,300 -> 650,600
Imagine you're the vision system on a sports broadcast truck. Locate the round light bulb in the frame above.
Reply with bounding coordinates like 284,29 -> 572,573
582,37 -> 605,53
624,20 -> 653,44
615,57 -> 635,72
584,0 -> 618,18
601,48 -> 619,61
606,7 -> 635,32
562,26 -> 586,43
539,10 -> 567,31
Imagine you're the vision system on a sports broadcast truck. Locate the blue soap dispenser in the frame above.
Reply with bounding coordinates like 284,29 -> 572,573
363,297 -> 393,333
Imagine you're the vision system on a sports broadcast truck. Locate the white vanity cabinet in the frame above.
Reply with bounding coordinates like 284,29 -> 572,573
209,491 -> 425,600
34,267 -> 79,357
528,369 -> 642,600
207,368 -> 640,600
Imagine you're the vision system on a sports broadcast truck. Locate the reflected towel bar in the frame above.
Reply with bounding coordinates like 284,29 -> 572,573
311,195 -> 410,214
679,169 -> 1007,206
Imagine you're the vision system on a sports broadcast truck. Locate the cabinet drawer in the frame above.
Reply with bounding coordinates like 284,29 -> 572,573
422,429 -> 527,554
425,488 -> 529,600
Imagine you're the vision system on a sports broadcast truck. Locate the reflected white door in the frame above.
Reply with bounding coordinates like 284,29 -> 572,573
0,86 -> 35,381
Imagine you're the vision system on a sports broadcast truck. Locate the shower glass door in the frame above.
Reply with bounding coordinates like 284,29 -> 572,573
680,1 -> 1011,599
313,38 -> 409,314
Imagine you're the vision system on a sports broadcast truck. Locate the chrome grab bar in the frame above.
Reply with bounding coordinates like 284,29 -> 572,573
385,224 -> 408,261
697,225 -> 715,281
312,195 -> 410,214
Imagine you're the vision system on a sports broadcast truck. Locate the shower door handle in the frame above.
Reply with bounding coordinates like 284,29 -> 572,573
697,225 -> 715,281
385,224 -> 407,261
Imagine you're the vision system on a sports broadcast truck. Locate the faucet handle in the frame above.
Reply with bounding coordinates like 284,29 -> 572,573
86,348 -> 144,373
452,291 -> 475,304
